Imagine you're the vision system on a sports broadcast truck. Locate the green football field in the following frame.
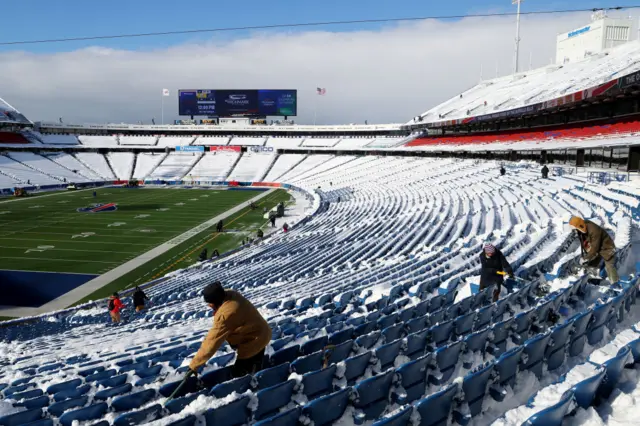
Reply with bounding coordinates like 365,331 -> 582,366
0,187 -> 291,304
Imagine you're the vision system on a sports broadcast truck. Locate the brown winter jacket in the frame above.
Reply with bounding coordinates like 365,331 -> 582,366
579,220 -> 616,262
189,290 -> 272,371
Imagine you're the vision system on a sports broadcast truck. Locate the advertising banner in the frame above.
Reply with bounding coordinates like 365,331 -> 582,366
175,146 -> 204,152
209,146 -> 242,152
249,146 -> 275,153
619,70 -> 640,89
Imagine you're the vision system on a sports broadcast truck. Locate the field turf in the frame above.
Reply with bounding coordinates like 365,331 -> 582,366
0,187 -> 291,304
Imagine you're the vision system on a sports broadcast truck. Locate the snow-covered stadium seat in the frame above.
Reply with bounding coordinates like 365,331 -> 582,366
78,135 -> 119,147
106,152 -> 134,180
37,133 -> 80,145
227,152 -> 275,182
148,152 -> 202,180
119,136 -> 158,146
74,153 -> 116,180
188,152 -> 239,181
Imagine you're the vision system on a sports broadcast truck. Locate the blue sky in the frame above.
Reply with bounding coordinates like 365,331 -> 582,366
1,0 -> 637,53
0,1 -> 637,124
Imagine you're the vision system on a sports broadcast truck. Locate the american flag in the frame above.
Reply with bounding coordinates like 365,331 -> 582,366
316,87 -> 326,95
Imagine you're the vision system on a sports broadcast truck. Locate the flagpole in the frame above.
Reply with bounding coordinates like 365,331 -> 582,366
161,93 -> 164,125
313,89 -> 317,126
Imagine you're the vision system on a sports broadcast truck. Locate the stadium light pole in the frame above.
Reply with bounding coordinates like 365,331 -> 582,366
513,0 -> 523,74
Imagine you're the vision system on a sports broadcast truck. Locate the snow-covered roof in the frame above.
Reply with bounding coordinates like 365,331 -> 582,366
408,40 -> 640,127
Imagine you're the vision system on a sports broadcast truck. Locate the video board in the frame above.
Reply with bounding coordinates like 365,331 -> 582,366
178,90 -> 297,117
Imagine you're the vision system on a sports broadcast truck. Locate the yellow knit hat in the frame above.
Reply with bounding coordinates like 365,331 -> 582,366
569,216 -> 587,233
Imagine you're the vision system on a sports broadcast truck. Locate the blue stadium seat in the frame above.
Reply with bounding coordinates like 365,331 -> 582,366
302,387 -> 352,426
16,395 -> 49,410
454,362 -> 495,425
490,346 -> 524,402
344,351 -> 372,385
405,329 -> 429,360
200,366 -> 233,389
165,415 -> 196,426
431,341 -> 463,385
375,339 -> 404,371
0,408 -> 43,426
414,382 -> 459,426
118,360 -> 149,374
454,311 -> 476,339
95,383 -> 132,401
292,351 -> 324,375
377,313 -> 398,330
353,321 -> 377,337
405,315 -> 429,334
10,378 -> 31,387
53,384 -> 92,402
207,352 -> 235,367
166,390 -> 208,414
428,309 -> 446,327
11,389 -> 43,401
329,327 -> 354,346
463,327 -> 491,361
301,336 -> 328,355
597,345 -> 633,399
269,345 -> 300,367
429,294 -> 446,313
512,309 -> 536,345
382,324 -> 406,343
522,390 -> 574,426
587,301 -> 613,346
568,311 -> 593,357
352,369 -> 396,422
522,332 -> 552,378
371,405 -> 413,426
301,365 -> 337,399
327,340 -> 354,364
355,331 -> 381,350
58,402 -> 108,426
414,300 -> 429,317
111,389 -> 156,412
254,407 -> 301,426
544,320 -> 574,372
113,404 -> 163,426
19,419 -> 53,426
203,395 -> 251,426
210,375 -> 252,398
85,369 -> 116,383
428,320 -> 454,351
159,376 -> 200,398
570,366 -> 606,409
474,305 -> 494,331
96,374 -> 128,389
606,294 -> 625,331
255,362 -> 290,390
254,379 -> 296,421
46,379 -> 82,395
488,317 -> 515,357
3,383 -> 35,396
48,396 -> 88,417
398,306 -> 416,323
627,335 -> 640,363
135,365 -> 163,378
394,353 -> 433,404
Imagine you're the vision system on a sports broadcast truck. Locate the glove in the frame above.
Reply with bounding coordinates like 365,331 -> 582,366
186,368 -> 198,378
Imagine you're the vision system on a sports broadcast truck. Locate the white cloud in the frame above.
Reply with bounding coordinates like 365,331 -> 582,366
0,12 -> 599,125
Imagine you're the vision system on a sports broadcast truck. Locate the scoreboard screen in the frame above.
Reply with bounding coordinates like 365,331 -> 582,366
178,89 -> 297,117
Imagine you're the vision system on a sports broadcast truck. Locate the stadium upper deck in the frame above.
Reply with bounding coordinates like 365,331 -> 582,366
407,40 -> 640,128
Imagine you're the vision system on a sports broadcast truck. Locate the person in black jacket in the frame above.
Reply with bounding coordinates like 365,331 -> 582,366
541,165 -> 549,179
133,287 -> 149,312
500,166 -> 506,176
480,243 -> 514,301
